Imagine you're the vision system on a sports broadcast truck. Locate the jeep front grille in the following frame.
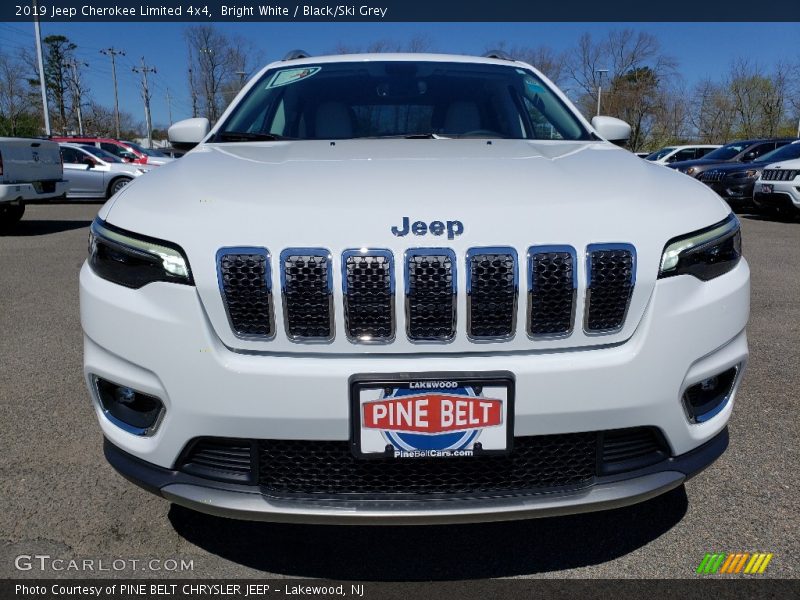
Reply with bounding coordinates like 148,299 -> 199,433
280,249 -> 334,341
466,248 -> 517,340
342,249 -> 394,343
216,243 -> 637,344
216,248 -> 274,339
405,249 -> 457,341
700,170 -> 725,183
585,244 -> 636,333
761,169 -> 798,181
527,247 -> 576,337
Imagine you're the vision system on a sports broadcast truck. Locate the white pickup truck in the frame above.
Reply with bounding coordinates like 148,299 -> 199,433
0,137 -> 68,230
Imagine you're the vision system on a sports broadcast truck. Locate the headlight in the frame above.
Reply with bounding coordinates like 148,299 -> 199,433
88,218 -> 193,289
730,169 -> 760,179
659,214 -> 742,281
684,167 -> 697,175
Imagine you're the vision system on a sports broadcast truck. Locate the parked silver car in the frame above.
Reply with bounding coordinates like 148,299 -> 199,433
59,144 -> 150,199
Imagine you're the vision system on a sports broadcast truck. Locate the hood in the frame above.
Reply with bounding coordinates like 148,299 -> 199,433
667,157 -> 735,170
706,161 -> 770,174
101,139 -> 731,355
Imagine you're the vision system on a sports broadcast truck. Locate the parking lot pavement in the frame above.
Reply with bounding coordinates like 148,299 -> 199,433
1,202 -> 798,580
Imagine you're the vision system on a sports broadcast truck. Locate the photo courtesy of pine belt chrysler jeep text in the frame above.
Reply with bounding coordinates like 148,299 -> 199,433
80,52 -> 750,524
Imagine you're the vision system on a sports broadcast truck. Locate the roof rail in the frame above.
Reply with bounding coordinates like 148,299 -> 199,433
283,50 -> 311,61
483,50 -> 513,61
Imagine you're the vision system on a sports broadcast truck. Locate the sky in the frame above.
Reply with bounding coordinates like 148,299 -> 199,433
1,21 -> 798,129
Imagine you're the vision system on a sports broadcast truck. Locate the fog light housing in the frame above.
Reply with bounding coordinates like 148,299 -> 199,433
92,376 -> 165,436
682,366 -> 739,423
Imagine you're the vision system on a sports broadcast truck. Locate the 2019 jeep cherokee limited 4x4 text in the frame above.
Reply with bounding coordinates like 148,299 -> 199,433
80,53 -> 749,524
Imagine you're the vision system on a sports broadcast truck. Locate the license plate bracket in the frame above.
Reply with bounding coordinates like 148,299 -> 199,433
349,372 -> 514,459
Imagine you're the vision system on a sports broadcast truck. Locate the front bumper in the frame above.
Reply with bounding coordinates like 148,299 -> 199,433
703,180 -> 755,208
754,182 -> 800,213
105,428 -> 727,524
81,257 -> 749,522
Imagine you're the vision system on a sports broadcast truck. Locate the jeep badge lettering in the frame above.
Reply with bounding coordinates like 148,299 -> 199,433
391,217 -> 464,240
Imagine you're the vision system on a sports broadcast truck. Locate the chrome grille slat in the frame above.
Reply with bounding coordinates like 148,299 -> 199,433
527,246 -> 576,338
762,169 -> 797,181
280,248 -> 334,341
405,249 -> 457,341
216,248 -> 275,340
466,248 -> 517,340
585,244 -> 636,333
342,249 -> 395,343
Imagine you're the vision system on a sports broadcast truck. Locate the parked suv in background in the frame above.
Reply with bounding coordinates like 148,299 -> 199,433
668,138 -> 796,179
82,52 -> 749,524
754,157 -> 800,217
698,141 -> 800,212
645,145 -> 720,165
51,136 -> 148,165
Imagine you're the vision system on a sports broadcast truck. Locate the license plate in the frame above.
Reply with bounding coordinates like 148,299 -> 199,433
350,373 -> 514,459
762,184 -> 774,193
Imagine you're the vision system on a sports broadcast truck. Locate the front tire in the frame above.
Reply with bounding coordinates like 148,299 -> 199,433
107,177 -> 132,198
0,204 -> 25,232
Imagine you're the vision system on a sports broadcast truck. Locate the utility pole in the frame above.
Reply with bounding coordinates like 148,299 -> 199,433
100,47 -> 125,138
595,69 -> 609,117
165,88 -> 173,125
66,58 -> 88,135
33,0 -> 50,135
132,57 -> 156,149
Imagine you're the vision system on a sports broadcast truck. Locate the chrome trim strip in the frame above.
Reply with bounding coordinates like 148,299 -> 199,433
280,247 -> 335,343
341,248 -> 396,344
216,247 -> 276,341
584,243 -> 637,336
526,245 -> 577,340
404,248 -> 457,343
91,375 -> 166,437
465,246 -> 518,342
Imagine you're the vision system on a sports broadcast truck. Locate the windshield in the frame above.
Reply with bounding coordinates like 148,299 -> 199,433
759,143 -> 800,163
704,142 -> 751,161
216,61 -> 590,141
646,147 -> 676,161
79,145 -> 121,162
124,141 -> 166,157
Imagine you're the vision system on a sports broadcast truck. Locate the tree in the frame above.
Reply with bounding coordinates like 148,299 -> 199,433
565,29 -> 678,151
0,50 -> 39,136
42,35 -> 76,133
185,25 -> 262,123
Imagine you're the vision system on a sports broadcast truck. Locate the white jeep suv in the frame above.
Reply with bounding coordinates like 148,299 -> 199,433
754,157 -> 800,216
80,52 -> 749,524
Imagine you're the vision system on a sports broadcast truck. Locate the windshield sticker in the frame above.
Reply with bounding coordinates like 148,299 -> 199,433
266,67 -> 321,89
524,76 -> 545,92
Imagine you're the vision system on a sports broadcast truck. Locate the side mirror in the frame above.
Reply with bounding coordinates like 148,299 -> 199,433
83,158 -> 95,168
591,116 -> 631,146
742,152 -> 756,162
169,117 -> 210,150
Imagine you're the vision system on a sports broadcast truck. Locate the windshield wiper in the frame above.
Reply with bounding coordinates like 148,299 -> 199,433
217,131 -> 288,142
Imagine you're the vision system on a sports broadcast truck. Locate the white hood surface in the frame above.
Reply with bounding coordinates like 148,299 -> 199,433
101,139 -> 732,354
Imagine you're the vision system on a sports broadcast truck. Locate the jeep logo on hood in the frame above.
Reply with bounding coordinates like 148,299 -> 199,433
391,217 -> 464,240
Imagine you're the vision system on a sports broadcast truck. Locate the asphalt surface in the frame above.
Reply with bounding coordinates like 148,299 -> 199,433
1,202 -> 798,581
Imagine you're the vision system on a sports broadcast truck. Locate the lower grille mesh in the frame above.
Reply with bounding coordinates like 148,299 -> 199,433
258,434 -> 597,497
